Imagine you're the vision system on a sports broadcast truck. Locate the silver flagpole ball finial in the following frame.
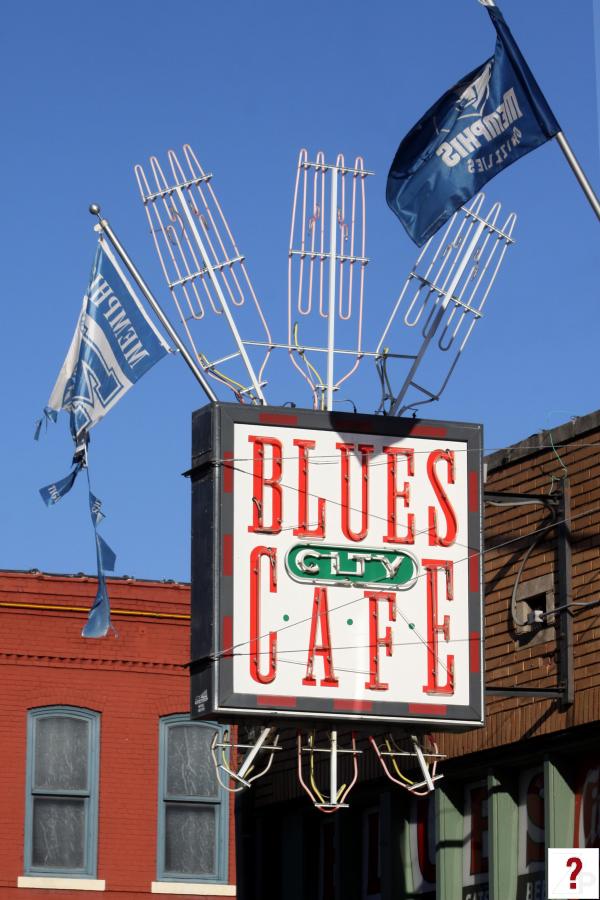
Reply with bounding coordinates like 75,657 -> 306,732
89,203 -> 101,216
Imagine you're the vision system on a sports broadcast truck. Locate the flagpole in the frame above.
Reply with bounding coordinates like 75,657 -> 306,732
554,132 -> 600,221
477,0 -> 600,222
89,205 -> 218,402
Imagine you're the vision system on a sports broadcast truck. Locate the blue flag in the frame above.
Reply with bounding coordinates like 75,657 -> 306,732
386,4 -> 561,246
82,490 -> 117,639
82,572 -> 112,639
39,463 -> 83,506
39,464 -> 118,637
47,237 -> 169,441
39,237 -> 169,637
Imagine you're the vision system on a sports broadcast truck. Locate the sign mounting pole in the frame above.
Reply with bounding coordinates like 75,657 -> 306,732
89,204 -> 217,402
478,0 -> 600,223
387,217 -> 486,416
554,132 -> 600,222
329,729 -> 338,805
326,164 -> 339,411
173,186 -> 267,404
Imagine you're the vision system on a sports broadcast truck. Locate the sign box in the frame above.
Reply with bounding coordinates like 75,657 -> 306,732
190,403 -> 484,728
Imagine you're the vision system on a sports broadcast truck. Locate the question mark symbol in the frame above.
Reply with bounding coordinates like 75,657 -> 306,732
567,856 -> 583,891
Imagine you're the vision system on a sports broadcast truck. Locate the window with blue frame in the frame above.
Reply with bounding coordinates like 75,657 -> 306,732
158,716 -> 229,883
24,707 -> 100,877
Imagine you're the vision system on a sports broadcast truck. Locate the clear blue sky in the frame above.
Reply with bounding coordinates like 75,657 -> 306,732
1,0 -> 598,583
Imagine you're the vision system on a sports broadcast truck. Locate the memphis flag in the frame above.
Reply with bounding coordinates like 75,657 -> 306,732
47,237 -> 169,441
386,4 -> 561,246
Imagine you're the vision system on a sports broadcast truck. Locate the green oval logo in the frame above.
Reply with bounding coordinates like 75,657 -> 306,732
285,544 -> 417,591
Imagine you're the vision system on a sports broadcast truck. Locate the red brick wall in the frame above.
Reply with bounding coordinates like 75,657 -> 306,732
0,571 -> 236,898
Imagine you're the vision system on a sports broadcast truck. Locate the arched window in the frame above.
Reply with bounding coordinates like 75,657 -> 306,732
24,707 -> 100,877
157,716 -> 229,884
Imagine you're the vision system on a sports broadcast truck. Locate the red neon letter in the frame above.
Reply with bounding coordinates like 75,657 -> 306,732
293,439 -> 326,538
469,785 -> 489,875
303,587 -> 338,687
249,546 -> 277,684
364,591 -> 396,691
336,442 -> 374,542
525,772 -> 545,865
247,436 -> 283,534
416,796 -> 436,886
422,559 -> 454,695
383,447 -> 415,545
427,450 -> 457,547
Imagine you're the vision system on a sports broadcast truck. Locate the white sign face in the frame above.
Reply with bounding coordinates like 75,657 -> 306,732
191,405 -> 484,727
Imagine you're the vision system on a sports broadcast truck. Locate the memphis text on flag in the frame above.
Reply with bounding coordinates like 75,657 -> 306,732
87,271 -> 152,368
48,239 -> 168,439
436,87 -> 523,174
386,4 -> 561,246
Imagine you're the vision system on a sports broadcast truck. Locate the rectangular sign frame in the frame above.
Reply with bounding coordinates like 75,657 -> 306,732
190,402 -> 484,729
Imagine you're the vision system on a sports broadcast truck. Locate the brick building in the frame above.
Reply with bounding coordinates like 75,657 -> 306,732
0,572 -> 237,898
234,408 -> 600,900
4,408 -> 599,900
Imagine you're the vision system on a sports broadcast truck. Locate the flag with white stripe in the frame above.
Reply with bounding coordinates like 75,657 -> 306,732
48,237 -> 169,441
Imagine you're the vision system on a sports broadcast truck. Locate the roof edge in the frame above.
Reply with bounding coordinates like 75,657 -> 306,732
485,408 -> 600,472
0,568 -> 190,588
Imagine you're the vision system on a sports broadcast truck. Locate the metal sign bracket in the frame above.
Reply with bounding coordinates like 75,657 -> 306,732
483,480 -> 573,708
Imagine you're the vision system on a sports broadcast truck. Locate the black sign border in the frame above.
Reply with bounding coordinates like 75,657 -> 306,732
190,402 -> 484,729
